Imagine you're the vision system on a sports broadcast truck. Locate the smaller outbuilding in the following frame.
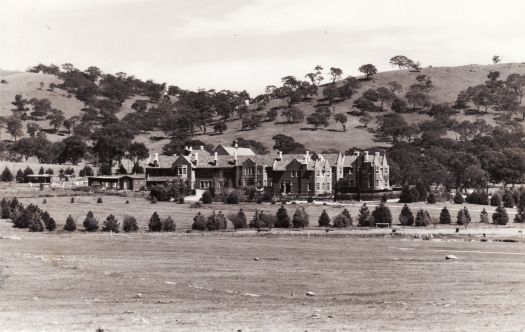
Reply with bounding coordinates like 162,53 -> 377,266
87,175 -> 145,191
26,174 -> 53,184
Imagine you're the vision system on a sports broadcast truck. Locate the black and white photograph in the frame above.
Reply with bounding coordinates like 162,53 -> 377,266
1,0 -> 525,330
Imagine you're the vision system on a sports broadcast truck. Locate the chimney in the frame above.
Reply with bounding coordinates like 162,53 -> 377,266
154,153 -> 159,167
233,151 -> 238,163
354,151 -> 360,156
214,152 -> 218,165
277,151 -> 282,161
304,150 -> 310,163
364,151 -> 369,161
234,141 -> 238,149
200,145 -> 204,150
194,152 -> 199,165
375,151 -> 380,157
189,146 -> 193,153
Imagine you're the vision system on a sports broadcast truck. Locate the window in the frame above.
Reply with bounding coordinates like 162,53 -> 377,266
200,180 -> 212,189
316,183 -> 320,190
182,166 -> 187,175
327,183 -> 330,191
291,171 -> 298,177
376,180 -> 379,186
307,183 -> 311,191
317,170 -> 321,176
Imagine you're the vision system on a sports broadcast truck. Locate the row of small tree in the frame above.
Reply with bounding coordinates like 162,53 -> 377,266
0,165 -> 90,183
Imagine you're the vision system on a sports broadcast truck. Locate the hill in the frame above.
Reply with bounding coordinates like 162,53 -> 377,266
1,63 -> 525,153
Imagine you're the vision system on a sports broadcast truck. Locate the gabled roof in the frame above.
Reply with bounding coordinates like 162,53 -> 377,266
214,145 -> 256,156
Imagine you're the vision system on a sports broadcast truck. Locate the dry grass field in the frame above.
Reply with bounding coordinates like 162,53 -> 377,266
2,219 -> 525,331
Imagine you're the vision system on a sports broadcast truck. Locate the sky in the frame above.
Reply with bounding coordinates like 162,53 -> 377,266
1,0 -> 525,96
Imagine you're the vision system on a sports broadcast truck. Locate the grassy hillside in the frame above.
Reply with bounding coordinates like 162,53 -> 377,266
2,63 -> 525,153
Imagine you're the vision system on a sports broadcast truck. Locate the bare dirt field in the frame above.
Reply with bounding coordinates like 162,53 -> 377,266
2,221 -> 525,331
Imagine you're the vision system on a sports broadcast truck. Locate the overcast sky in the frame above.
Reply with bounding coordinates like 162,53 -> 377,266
1,0 -> 525,95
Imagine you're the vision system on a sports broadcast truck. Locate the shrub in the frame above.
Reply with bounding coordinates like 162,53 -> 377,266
13,209 -> 32,228
190,202 -> 202,209
79,165 -> 94,177
292,207 -> 309,228
333,210 -> 352,228
28,218 -> 44,232
148,212 -> 162,232
97,197 -> 103,204
162,217 -> 176,232
514,191 -> 525,223
249,210 -> 264,229
71,197 -> 75,203
1,198 -> 10,219
261,214 -> 276,230
381,193 -> 388,203
83,211 -> 99,232
1,167 -> 14,182
275,205 -> 291,228
63,215 -> 77,231
307,196 -> 314,204
202,191 -> 213,204
357,203 -> 371,227
224,192 -> 239,204
102,214 -> 120,232
372,203 -> 392,226
502,191 -> 515,208
398,185 -> 418,203
42,198 -> 47,204
480,208 -> 489,223
42,211 -> 56,231
15,169 -> 24,183
228,209 -> 247,230
456,207 -> 471,228
206,211 -> 227,231
122,216 -> 139,232
150,196 -> 158,204
399,204 -> 414,226
466,191 -> 489,205
125,200 -> 129,204
490,194 -> 501,207
415,209 -> 431,227
492,206 -> 509,225
262,192 -> 273,202
439,206 -> 451,224
341,208 -> 353,226
426,193 -> 436,204
318,209 -> 331,227
453,191 -> 464,204
192,212 -> 207,231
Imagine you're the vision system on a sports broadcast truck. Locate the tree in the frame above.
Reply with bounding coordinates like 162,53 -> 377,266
502,191 -> 515,208
292,207 -> 309,228
357,203 -> 371,226
1,167 -> 14,182
126,142 -> 149,172
192,212 -> 207,231
453,190 -> 464,204
415,209 -> 431,226
492,205 -> 509,225
372,203 -> 392,226
213,122 -> 227,134
358,64 -> 378,79
318,209 -> 331,227
275,205 -> 291,228
457,207 -> 471,228
60,135 -> 87,165
389,55 -> 412,69
63,215 -> 77,231
91,122 -> 136,169
306,110 -> 330,130
506,73 -> 525,105
148,212 -> 162,232
329,67 -> 343,83
480,208 -> 489,223
102,214 -> 120,232
83,211 -> 99,232
6,116 -> 23,141
266,109 -> 278,122
26,122 -> 40,137
514,191 -> 525,223
358,114 -> 373,128
399,204 -> 414,226
492,55 -> 501,64
282,107 -> 305,124
48,109 -> 65,132
272,134 -> 306,153
353,97 -> 379,114
228,209 -> 247,230
334,113 -> 348,132
376,87 -> 395,110
162,217 -> 176,232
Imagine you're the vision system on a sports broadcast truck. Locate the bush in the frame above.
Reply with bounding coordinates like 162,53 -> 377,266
341,208 -> 353,225
292,207 -> 309,228
381,193 -> 388,203
426,193 -> 436,204
122,216 -> 139,232
453,191 -> 464,204
249,210 -> 264,229
333,209 -> 352,228
42,211 -> 56,231
439,207 -> 451,224
228,209 -> 247,230
63,215 -> 77,231
318,209 -> 331,227
148,212 -> 162,232
102,214 -> 120,232
492,206 -> 509,225
28,218 -> 44,232
42,198 -> 47,204
514,191 -> 525,223
261,213 -> 276,230
97,197 -> 103,204
1,198 -> 10,219
190,202 -> 202,209
162,217 -> 176,232
502,191 -> 515,208
202,191 -> 213,204
399,204 -> 414,226
224,192 -> 239,204
465,191 -> 489,205
71,197 -> 75,203
206,211 -> 227,231
83,211 -> 99,232
415,209 -> 431,227
275,205 -> 291,228
262,191 -> 273,202
490,194 -> 501,207
125,200 -> 129,204
456,207 -> 471,228
372,203 -> 392,226
357,203 -> 371,227
151,196 -> 158,204
13,209 -> 32,228
398,186 -> 415,203
480,208 -> 489,223
192,212 -> 207,231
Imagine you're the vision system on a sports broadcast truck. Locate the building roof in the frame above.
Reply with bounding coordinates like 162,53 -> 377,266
214,145 -> 256,156
88,175 -> 145,180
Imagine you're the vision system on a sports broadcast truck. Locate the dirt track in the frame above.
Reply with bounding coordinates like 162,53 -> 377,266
2,220 -> 525,331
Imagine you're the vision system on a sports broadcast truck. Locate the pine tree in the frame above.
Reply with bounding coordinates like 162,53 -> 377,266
102,214 -> 120,232
415,209 -> 431,226
318,209 -> 331,227
292,207 -> 309,228
38,166 -> 45,175
192,212 -> 206,231
15,169 -> 24,183
457,207 -> 471,228
398,186 -> 414,203
439,206 -> 451,224
514,191 -> 525,223
83,211 -> 99,232
42,211 -> 56,231
399,204 -> 414,226
162,216 -> 176,232
502,191 -> 515,208
275,205 -> 291,228
490,194 -> 501,207
236,209 -> 248,228
427,193 -> 436,204
453,190 -> 464,204
63,215 -> 77,231
492,206 -> 509,225
357,203 -> 371,226
1,167 -> 14,182
341,208 -> 353,225
148,212 -> 162,231
372,203 -> 392,226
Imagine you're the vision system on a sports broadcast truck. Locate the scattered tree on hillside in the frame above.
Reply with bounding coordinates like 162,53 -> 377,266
282,106 -> 305,124
334,113 -> 348,132
492,55 -> 501,64
358,64 -> 378,79
329,67 -> 343,83
6,116 -> 23,141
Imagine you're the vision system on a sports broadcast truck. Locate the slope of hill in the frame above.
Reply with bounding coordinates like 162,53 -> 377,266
2,63 -> 525,153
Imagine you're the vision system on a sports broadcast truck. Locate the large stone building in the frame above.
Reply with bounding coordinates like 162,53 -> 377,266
144,146 -> 390,196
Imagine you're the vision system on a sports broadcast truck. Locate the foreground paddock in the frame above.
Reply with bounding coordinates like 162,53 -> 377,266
1,222 -> 525,331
